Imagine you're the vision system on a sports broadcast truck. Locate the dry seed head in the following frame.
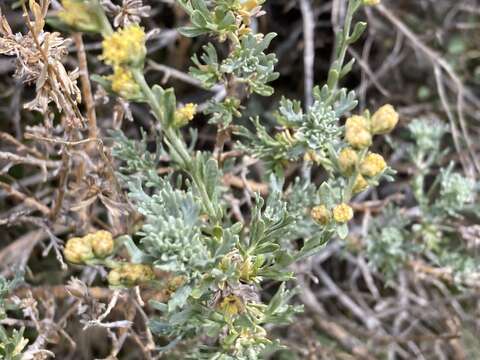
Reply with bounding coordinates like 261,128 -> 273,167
345,115 -> 372,149
333,203 -> 354,223
103,0 -> 151,28
360,153 -> 387,178
371,104 -> 399,135
310,205 -> 332,225
338,147 -> 358,175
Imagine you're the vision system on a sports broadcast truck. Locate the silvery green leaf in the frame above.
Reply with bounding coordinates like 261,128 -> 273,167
336,223 -> 349,239
168,285 -> 192,312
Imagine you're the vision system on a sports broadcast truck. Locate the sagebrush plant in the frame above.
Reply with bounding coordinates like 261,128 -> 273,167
0,0 -> 420,358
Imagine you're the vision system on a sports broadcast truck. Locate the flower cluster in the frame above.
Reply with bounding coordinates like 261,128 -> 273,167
101,24 -> 146,67
345,104 -> 398,149
107,66 -> 142,100
311,203 -> 354,225
64,230 -> 115,264
108,263 -> 155,287
310,105 -> 398,233
174,103 -> 198,127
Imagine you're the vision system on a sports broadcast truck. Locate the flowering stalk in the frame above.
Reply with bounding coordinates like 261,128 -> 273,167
130,67 -> 221,222
326,0 -> 366,102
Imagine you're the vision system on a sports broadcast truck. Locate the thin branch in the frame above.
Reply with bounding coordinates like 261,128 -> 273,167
299,0 -> 315,107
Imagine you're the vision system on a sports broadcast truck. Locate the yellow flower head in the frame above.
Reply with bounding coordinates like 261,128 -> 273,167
345,115 -> 372,149
352,174 -> 369,194
338,147 -> 358,175
371,104 -> 399,135
363,0 -> 381,6
88,230 -> 115,258
360,153 -> 387,178
108,263 -> 155,287
108,66 -> 142,99
64,237 -> 94,264
310,205 -> 332,225
240,0 -> 260,12
174,103 -> 197,127
333,203 -> 354,223
219,294 -> 244,317
58,0 -> 102,32
101,24 -> 146,67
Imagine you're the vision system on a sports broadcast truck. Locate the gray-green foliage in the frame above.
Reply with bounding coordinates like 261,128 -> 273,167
183,0 -> 279,128
366,206 -> 412,278
220,33 -> 279,96
0,276 -> 28,360
129,177 -> 210,274
435,167 -> 475,217
236,86 -> 357,175
366,118 -> 479,281
110,129 -> 160,176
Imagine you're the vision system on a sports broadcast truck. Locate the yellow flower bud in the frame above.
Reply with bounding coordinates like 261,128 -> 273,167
174,103 -> 197,127
89,230 -> 115,258
360,153 -> 387,178
304,150 -> 321,163
352,174 -> 369,194
338,147 -> 358,175
345,115 -> 372,149
371,104 -> 399,135
363,0 -> 380,6
108,264 -> 155,287
108,66 -> 142,100
101,24 -> 146,67
310,205 -> 332,225
219,295 -> 244,317
333,203 -> 354,223
64,237 -> 94,264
